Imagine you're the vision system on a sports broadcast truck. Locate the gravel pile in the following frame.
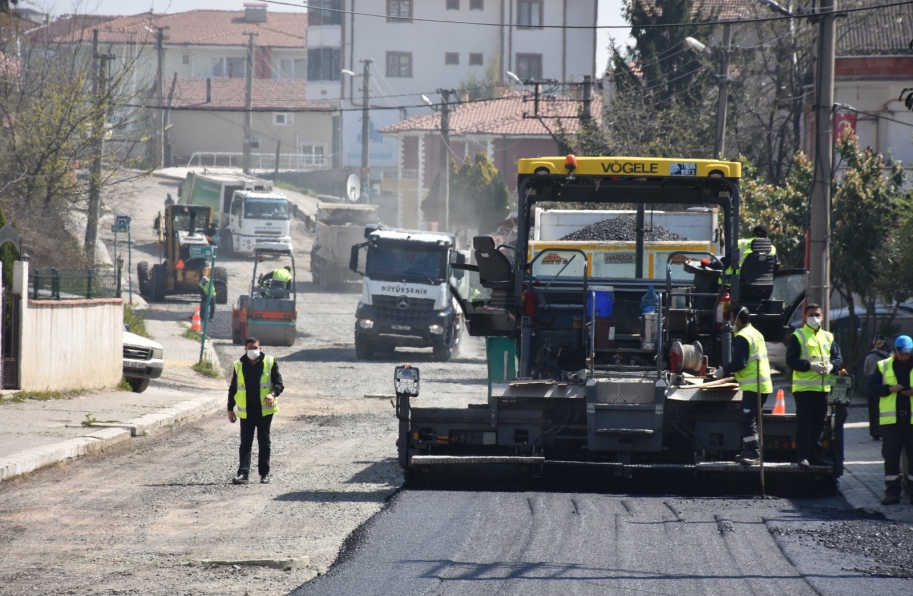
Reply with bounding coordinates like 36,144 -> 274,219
559,215 -> 686,242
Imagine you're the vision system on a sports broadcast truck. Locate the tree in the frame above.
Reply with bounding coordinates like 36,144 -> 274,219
0,0 -> 18,13
458,54 -> 503,101
421,153 -> 510,233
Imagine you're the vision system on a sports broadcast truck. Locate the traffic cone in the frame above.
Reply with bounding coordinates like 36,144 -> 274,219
773,389 -> 786,415
191,304 -> 202,332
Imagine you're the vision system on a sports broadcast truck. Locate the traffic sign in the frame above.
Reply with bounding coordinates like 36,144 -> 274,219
189,246 -> 213,259
111,224 -> 127,233
115,215 -> 131,229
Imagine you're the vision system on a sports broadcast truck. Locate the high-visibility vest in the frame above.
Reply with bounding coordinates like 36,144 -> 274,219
791,324 -> 834,392
733,323 -> 772,393
272,268 -> 292,283
876,356 -> 913,425
233,355 -> 277,418
725,237 -> 778,275
199,282 -> 215,297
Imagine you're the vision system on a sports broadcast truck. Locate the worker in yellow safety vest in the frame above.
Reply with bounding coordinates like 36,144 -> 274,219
714,306 -> 772,465
786,303 -> 843,468
198,276 -> 216,321
261,265 -> 293,290
724,223 -> 778,276
227,337 -> 284,485
867,335 -> 913,505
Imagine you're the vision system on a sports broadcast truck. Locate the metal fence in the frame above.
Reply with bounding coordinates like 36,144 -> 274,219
30,269 -> 119,300
185,152 -> 330,172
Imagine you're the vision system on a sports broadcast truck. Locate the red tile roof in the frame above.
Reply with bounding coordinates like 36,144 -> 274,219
169,78 -> 333,111
631,0 -> 759,21
24,14 -> 116,43
381,91 -> 603,137
53,10 -> 306,48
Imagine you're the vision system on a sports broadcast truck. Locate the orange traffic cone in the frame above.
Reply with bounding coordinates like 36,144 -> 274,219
191,304 -> 202,332
772,389 -> 786,415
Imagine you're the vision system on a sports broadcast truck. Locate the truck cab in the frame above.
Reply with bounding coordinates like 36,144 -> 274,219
352,228 -> 464,361
223,190 -> 293,255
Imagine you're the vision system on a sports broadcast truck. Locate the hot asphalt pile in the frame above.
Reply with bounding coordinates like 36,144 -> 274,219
559,215 -> 686,242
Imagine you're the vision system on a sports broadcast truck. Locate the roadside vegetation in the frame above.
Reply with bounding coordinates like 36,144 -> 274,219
124,305 -> 150,338
0,388 -> 88,404
191,359 -> 222,379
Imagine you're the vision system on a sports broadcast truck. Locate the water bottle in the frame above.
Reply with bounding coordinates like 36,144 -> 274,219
640,285 -> 659,314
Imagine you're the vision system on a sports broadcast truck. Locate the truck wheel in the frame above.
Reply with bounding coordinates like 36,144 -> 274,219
220,231 -> 235,258
137,262 -> 149,297
433,344 -> 452,362
126,377 -> 150,393
355,335 -> 375,359
151,264 -> 166,302
311,255 -> 321,286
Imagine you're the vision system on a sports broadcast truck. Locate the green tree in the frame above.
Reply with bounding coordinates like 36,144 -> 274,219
421,153 -> 509,233
0,205 -> 17,290
457,54 -> 502,101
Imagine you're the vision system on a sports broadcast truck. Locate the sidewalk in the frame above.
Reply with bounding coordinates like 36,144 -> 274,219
0,315 -> 227,483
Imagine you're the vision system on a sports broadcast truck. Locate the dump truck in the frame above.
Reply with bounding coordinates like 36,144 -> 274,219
231,248 -> 298,347
179,172 -> 292,256
310,203 -> 379,289
393,155 -> 849,492
138,204 -> 228,304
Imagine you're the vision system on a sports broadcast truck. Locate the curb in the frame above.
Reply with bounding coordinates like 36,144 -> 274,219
0,394 -> 223,484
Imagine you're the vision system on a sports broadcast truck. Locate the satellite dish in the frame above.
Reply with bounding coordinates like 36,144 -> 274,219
346,175 -> 360,203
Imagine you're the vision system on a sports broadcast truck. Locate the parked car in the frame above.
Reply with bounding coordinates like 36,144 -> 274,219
122,326 -> 164,393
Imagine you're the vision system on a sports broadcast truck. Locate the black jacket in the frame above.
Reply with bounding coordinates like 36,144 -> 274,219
227,354 -> 284,416
722,334 -> 751,376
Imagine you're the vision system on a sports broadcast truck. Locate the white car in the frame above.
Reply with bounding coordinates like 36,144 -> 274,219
123,328 -> 164,393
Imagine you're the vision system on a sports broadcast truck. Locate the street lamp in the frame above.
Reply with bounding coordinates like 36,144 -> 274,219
342,61 -> 374,202
116,255 -> 124,298
683,26 -> 732,159
684,37 -> 710,56
341,69 -> 356,77
506,71 -> 522,85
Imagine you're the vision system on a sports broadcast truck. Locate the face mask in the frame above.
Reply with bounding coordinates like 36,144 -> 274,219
807,316 -> 822,329
246,349 -> 261,360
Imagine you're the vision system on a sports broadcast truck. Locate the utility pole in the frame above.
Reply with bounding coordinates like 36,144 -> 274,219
714,22 -> 732,159
85,55 -> 112,264
360,59 -> 372,201
243,32 -> 257,175
810,0 -> 836,324
155,27 -> 165,168
439,89 -> 451,232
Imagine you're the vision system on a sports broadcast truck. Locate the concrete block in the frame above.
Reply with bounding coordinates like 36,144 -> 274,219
84,427 -> 132,450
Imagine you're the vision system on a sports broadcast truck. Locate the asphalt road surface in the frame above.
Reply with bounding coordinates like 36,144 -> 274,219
294,490 -> 912,596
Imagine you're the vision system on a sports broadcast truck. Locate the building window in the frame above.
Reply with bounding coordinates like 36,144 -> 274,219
515,53 -> 542,80
517,0 -> 542,28
307,48 -> 341,81
309,0 -> 342,26
212,56 -> 245,78
445,52 -> 459,65
274,113 -> 293,126
300,144 -> 326,166
250,140 -> 261,150
470,0 -> 483,8
386,52 -> 412,77
274,58 -> 307,80
387,0 -> 412,22
469,52 -> 483,66
182,54 -> 189,65
446,0 -> 460,9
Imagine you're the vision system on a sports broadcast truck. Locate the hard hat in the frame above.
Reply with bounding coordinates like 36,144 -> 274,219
895,335 -> 913,353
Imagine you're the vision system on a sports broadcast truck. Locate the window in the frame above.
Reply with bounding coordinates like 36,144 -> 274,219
445,52 -> 459,65
212,56 -> 245,78
387,0 -> 412,22
309,0 -> 342,25
273,58 -> 307,80
446,0 -> 460,9
386,52 -> 412,77
182,54 -> 189,65
300,144 -> 326,166
517,0 -> 541,28
274,113 -> 293,125
307,48 -> 341,81
469,52 -> 483,66
515,53 -> 542,80
470,0 -> 483,8
250,140 -> 261,150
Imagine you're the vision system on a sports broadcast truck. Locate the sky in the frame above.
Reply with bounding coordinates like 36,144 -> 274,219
24,0 -> 631,74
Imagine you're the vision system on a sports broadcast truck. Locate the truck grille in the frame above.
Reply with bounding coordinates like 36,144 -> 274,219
124,346 -> 152,361
373,295 -> 436,322
256,229 -> 282,236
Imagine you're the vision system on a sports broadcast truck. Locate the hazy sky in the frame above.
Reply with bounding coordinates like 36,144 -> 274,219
25,0 -> 631,73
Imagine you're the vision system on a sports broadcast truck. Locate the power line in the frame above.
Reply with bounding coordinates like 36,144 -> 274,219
261,0 -> 913,30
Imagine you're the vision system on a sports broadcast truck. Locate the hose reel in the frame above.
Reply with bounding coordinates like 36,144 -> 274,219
670,341 -> 703,373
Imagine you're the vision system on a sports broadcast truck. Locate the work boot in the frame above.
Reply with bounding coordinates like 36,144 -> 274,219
736,451 -> 760,466
810,456 -> 835,467
882,480 -> 902,505
232,473 -> 249,485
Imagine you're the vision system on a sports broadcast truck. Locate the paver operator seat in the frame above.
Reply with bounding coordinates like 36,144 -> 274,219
738,237 -> 777,302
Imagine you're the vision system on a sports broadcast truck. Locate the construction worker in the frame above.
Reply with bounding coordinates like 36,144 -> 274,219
227,337 -> 284,485
867,335 -> 913,505
786,303 -> 843,467
724,223 -> 778,276
864,334 -> 890,440
261,265 -> 293,290
714,305 -> 772,465
198,276 -> 215,321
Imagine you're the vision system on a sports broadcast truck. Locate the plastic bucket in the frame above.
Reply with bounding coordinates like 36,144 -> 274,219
587,286 -> 614,317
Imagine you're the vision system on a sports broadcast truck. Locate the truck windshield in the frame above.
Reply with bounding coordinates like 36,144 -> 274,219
366,247 -> 447,282
244,199 -> 289,220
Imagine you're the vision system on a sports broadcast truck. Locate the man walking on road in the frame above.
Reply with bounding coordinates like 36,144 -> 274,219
199,276 -> 216,321
868,335 -> 913,505
714,306 -> 772,466
864,334 -> 890,440
786,303 -> 842,467
227,337 -> 284,485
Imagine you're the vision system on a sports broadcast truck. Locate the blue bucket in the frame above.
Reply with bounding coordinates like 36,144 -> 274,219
587,286 -> 614,318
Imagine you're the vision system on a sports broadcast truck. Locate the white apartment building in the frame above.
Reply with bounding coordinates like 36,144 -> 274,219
305,0 -> 599,172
